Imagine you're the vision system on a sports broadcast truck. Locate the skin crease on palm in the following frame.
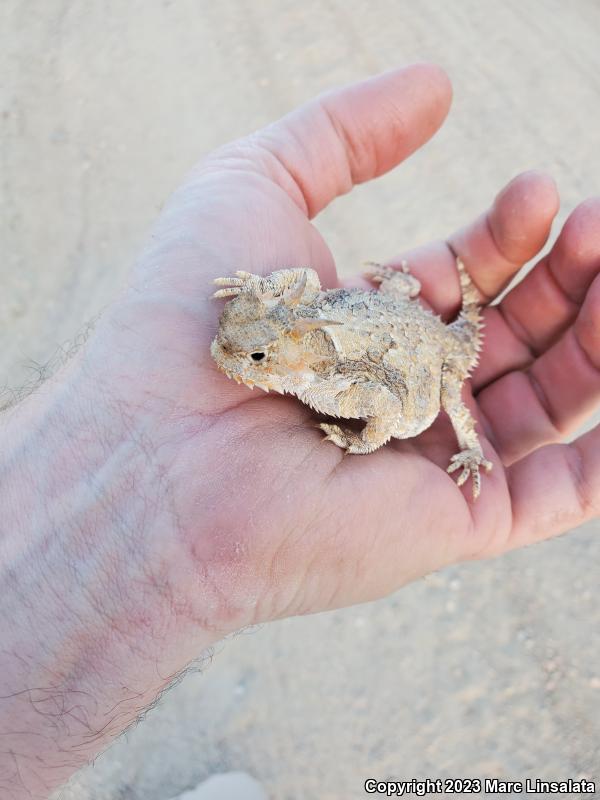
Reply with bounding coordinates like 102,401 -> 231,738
82,62 -> 600,628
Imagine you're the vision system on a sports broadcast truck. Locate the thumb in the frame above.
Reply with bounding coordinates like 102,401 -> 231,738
209,63 -> 453,218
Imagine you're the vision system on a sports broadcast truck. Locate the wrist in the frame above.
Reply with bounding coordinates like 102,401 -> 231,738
0,354 -> 230,797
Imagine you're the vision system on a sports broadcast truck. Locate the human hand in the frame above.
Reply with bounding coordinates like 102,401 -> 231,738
75,63 -> 599,630
4,63 -> 600,798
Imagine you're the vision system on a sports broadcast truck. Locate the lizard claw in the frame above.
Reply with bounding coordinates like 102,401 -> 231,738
447,449 -> 492,499
319,422 -> 349,449
212,271 -> 260,298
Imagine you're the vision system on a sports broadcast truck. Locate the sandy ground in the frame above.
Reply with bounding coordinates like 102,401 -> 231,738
2,1 -> 600,798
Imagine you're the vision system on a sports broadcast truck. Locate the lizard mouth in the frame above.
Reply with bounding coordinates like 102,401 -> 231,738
220,366 -> 271,393
242,376 -> 272,392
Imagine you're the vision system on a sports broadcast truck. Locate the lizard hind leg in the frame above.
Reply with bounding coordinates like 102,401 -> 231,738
364,261 -> 421,301
441,368 -> 492,499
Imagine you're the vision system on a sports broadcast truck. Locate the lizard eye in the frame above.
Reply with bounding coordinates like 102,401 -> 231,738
250,351 -> 266,362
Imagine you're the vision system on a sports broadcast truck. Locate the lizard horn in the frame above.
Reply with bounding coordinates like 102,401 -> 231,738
290,317 -> 342,337
283,272 -> 308,306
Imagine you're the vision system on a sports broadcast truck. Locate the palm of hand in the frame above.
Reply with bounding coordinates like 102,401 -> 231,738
97,65 -> 599,627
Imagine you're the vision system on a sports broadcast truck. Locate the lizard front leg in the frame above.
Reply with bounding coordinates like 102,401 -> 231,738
441,367 -> 492,498
319,382 -> 404,454
320,417 -> 396,454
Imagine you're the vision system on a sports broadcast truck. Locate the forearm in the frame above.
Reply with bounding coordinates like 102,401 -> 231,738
0,356 -> 221,799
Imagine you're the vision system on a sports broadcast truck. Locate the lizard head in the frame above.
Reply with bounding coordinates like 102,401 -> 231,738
211,281 -> 340,394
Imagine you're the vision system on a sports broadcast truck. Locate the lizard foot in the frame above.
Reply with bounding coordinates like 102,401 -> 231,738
363,260 -> 421,299
447,448 -> 493,499
319,423 -> 379,454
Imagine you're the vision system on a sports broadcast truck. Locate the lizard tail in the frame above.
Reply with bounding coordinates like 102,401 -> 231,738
449,257 -> 484,369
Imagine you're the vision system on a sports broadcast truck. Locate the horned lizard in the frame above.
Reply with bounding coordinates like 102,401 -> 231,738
210,259 -> 492,498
